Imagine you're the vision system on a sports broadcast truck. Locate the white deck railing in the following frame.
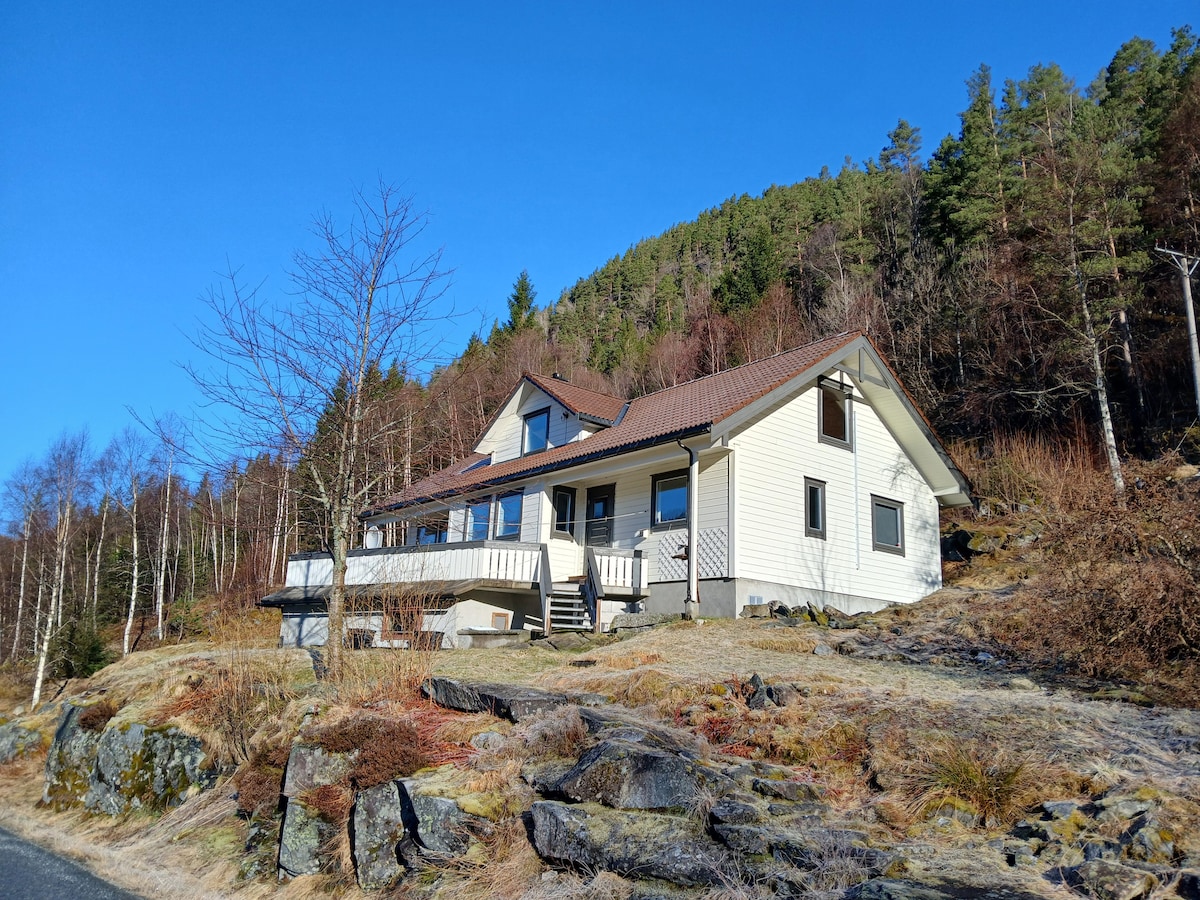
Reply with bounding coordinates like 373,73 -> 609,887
590,548 -> 647,594
285,541 -> 543,589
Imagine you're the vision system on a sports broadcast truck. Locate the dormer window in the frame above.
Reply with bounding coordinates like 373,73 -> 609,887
818,379 -> 852,449
523,408 -> 550,455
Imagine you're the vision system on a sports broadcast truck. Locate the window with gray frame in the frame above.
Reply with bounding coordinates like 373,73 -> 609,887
871,495 -> 904,555
818,380 -> 852,449
494,491 -> 523,540
552,486 -> 576,536
652,470 -> 688,528
523,408 -> 550,455
805,478 -> 826,539
466,498 -> 491,542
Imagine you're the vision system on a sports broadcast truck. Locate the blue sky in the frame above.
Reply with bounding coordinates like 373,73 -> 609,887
1,1 -> 1195,491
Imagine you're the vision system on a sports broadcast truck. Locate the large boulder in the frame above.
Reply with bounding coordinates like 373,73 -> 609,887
422,678 -> 569,721
278,798 -> 340,878
553,738 -> 732,811
43,702 -> 214,814
531,800 -> 735,888
352,781 -> 410,890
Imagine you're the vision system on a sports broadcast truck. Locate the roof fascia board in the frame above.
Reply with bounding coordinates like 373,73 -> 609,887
839,339 -> 973,506
368,424 -> 712,516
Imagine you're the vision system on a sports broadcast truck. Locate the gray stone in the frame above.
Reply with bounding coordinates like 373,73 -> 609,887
554,738 -> 732,811
577,706 -> 705,756
455,629 -> 530,649
609,612 -> 678,632
751,777 -> 824,803
1071,859 -> 1159,900
856,879 -> 959,900
812,642 -> 835,657
0,720 -> 42,763
531,800 -> 734,887
399,773 -> 487,855
739,604 -> 772,618
708,793 -> 765,825
1097,794 -> 1153,823
42,703 -> 214,815
352,781 -> 409,890
1041,799 -> 1080,820
278,799 -> 339,877
1122,815 -> 1174,864
713,823 -> 884,873
282,743 -> 356,798
421,677 -> 569,721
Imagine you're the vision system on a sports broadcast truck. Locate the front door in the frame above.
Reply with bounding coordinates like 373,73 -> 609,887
585,484 -> 615,547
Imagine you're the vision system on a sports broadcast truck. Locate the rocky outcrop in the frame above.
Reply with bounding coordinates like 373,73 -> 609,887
531,800 -> 736,887
42,702 -> 214,814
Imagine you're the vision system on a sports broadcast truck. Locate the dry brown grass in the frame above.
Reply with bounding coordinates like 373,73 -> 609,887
156,643 -> 298,765
390,816 -> 544,900
900,738 -> 1044,828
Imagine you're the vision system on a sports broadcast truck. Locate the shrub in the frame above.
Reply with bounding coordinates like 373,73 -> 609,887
77,698 -> 118,732
985,457 -> 1200,704
233,743 -> 290,819
307,714 -> 428,790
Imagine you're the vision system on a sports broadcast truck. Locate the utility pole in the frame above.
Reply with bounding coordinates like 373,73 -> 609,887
1157,247 -> 1200,418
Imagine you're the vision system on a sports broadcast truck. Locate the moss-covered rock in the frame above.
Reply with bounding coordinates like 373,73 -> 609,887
42,701 -> 215,815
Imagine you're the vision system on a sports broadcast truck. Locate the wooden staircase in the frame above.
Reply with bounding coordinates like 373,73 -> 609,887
547,582 -> 593,631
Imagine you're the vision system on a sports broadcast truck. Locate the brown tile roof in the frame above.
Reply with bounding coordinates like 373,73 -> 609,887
523,373 -> 626,424
365,331 -> 862,516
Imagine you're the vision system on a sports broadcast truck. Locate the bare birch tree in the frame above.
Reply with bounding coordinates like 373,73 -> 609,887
31,432 -> 90,711
189,182 -> 449,677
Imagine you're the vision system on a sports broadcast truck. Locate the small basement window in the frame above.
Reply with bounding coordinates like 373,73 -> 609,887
819,379 -> 852,449
805,478 -> 826,539
652,470 -> 688,528
871,495 -> 904,555
523,408 -> 550,455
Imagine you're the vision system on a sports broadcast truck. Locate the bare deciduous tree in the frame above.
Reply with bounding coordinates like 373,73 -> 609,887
190,183 -> 449,677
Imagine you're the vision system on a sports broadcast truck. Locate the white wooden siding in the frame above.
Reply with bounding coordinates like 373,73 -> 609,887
475,385 -> 595,464
730,383 -> 940,606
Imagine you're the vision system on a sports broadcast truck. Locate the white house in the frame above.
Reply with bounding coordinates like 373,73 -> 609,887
261,332 -> 972,648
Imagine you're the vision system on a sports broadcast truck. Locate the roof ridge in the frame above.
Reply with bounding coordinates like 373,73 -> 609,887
629,330 -> 860,403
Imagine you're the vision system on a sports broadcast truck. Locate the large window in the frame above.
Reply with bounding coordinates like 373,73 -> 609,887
494,491 -> 523,541
805,478 -> 826,539
652,470 -> 688,528
819,380 -> 852,449
466,498 -> 491,542
552,486 -> 577,536
523,408 -> 550,455
871,496 -> 904,555
415,516 -> 448,545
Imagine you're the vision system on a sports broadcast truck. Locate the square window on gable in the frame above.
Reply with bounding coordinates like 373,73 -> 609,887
523,408 -> 550,455
818,379 -> 852,449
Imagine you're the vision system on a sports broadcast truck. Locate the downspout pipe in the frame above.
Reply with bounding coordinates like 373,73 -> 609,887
678,440 -> 700,620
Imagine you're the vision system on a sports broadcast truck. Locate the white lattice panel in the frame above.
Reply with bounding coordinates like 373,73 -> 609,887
657,527 -> 727,581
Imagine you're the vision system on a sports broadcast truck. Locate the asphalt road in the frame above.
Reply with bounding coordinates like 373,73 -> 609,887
0,825 -> 141,899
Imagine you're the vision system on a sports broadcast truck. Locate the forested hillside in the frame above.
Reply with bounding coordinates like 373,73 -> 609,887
2,27 -> 1199,679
